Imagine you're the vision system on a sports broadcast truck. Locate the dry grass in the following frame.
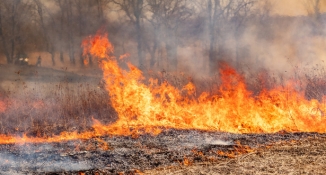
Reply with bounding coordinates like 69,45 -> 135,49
0,65 -> 117,137
145,136 -> 326,175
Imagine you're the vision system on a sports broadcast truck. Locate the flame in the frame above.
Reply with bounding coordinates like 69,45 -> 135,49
82,32 -> 326,134
119,53 -> 130,60
182,157 -> 191,166
0,31 -> 325,145
83,57 -> 89,66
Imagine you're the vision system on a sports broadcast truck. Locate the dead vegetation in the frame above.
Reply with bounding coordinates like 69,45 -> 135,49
145,134 -> 326,175
0,65 -> 116,137
0,129 -> 325,174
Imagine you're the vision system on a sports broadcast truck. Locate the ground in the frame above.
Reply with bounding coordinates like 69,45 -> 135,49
145,135 -> 326,175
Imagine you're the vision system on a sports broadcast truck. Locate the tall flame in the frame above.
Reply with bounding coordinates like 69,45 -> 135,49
84,32 -> 326,135
0,32 -> 325,145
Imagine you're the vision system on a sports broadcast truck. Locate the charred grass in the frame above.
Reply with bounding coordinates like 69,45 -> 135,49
0,131 -> 321,174
145,134 -> 326,175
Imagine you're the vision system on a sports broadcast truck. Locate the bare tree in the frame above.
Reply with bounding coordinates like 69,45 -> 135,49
0,0 -> 35,64
34,0 -> 56,66
196,0 -> 256,74
0,3 -> 10,63
162,0 -> 193,71
230,0 -> 256,67
146,0 -> 165,69
205,0 -> 232,74
55,0 -> 67,63
96,0 -> 110,21
66,0 -> 75,65
303,0 -> 325,35
112,0 -> 146,69
304,0 -> 322,20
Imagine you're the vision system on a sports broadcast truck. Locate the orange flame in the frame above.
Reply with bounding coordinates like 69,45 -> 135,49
0,32 -> 325,145
83,57 -> 89,66
84,32 -> 326,134
119,53 -> 130,60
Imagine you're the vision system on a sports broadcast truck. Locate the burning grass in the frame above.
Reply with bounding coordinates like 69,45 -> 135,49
1,31 -> 326,140
1,32 -> 326,173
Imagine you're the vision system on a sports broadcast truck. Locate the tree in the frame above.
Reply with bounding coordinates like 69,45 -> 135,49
205,0 -> 232,74
230,0 -> 256,67
303,0 -> 326,35
304,0 -> 322,20
0,4 -> 10,63
0,0 -> 36,64
145,0 -> 165,69
112,0 -> 146,69
196,0 -> 256,74
162,0 -> 193,71
55,0 -> 66,63
146,0 -> 192,71
34,0 -> 56,66
72,0 -> 110,66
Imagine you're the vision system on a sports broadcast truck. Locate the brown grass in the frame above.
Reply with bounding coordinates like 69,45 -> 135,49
0,65 -> 117,137
145,136 -> 326,175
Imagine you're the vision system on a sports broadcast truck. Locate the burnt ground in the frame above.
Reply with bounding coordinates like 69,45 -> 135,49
0,130 -> 325,175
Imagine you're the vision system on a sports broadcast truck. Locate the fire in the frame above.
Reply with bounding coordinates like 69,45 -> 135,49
0,31 -> 325,144
83,32 -> 326,134
119,53 -> 130,60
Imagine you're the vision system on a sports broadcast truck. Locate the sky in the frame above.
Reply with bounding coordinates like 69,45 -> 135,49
272,0 -> 306,16
272,0 -> 326,16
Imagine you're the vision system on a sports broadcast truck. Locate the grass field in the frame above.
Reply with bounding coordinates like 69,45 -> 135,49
145,135 -> 326,175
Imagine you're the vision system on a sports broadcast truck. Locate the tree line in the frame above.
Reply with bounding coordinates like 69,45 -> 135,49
0,0 -> 323,74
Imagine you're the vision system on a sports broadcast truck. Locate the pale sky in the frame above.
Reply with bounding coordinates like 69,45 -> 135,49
271,0 -> 326,16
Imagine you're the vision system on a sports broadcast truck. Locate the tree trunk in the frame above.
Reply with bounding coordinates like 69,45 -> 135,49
88,53 -> 93,66
10,2 -> 16,64
165,31 -> 178,71
96,0 -> 103,20
235,26 -> 240,69
67,0 -> 75,65
77,1 -> 85,67
150,26 -> 159,68
59,4 -> 64,63
0,6 -> 10,63
208,0 -> 217,74
60,51 -> 64,62
136,18 -> 143,69
51,52 -> 55,66
35,0 -> 55,66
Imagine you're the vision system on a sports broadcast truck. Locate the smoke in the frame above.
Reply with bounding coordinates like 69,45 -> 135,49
166,0 -> 326,83
0,143 -> 92,173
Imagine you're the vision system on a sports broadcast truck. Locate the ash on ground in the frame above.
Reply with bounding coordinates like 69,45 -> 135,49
0,130 -> 323,174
